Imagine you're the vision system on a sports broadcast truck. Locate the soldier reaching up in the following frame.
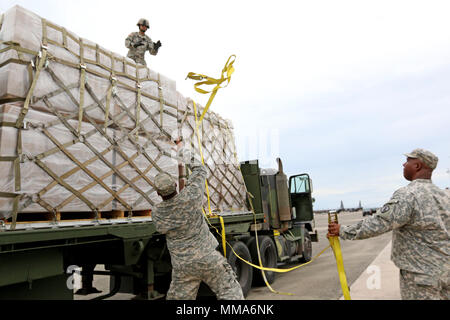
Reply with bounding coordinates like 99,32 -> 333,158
152,157 -> 244,300
125,18 -> 161,66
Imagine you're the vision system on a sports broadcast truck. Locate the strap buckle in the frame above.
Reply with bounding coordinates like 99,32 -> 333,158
328,210 -> 339,224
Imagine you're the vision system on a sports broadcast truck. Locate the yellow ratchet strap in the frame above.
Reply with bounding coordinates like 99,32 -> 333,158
328,212 -> 351,300
188,57 -> 332,297
186,55 -> 236,123
192,100 -> 227,257
193,101 -> 213,215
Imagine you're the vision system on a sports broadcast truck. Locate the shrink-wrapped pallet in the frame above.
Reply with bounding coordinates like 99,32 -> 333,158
177,96 -> 247,213
0,102 -> 179,218
0,5 -> 178,136
0,103 -> 115,215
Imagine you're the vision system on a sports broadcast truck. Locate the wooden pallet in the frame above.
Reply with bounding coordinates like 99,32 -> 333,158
3,209 -> 152,225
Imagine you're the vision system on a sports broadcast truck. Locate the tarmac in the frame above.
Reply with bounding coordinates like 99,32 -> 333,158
340,240 -> 401,300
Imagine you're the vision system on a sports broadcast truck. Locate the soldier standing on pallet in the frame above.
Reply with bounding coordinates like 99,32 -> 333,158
152,154 -> 244,300
125,18 -> 161,66
328,148 -> 450,300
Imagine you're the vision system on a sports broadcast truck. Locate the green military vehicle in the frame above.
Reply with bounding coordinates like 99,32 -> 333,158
0,158 -> 317,299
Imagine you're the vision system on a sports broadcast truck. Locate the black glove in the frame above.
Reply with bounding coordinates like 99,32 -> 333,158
154,40 -> 162,49
133,41 -> 144,48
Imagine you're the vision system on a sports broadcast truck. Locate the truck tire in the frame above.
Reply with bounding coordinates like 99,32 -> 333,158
248,236 -> 277,286
227,241 -> 253,297
300,232 -> 312,262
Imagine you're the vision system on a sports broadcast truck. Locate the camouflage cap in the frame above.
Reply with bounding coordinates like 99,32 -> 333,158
154,173 -> 177,196
404,148 -> 438,170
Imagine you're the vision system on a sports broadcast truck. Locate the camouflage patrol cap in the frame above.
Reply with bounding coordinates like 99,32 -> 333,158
137,18 -> 150,28
404,148 -> 438,170
154,172 -> 177,196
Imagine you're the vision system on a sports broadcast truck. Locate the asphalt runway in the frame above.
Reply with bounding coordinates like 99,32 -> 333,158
75,210 -> 392,300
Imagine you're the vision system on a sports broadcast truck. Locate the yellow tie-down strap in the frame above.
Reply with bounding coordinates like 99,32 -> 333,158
328,236 -> 351,300
186,55 -> 235,123
328,212 -> 351,300
188,58 -> 350,298
190,80 -> 298,295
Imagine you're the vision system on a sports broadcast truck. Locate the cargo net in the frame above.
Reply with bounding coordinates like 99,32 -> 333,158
0,7 -> 248,225
178,97 -> 248,214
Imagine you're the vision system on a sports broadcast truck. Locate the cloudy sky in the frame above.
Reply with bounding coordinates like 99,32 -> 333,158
2,0 -> 450,210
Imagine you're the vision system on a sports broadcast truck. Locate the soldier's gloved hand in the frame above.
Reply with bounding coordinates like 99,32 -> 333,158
155,40 -> 162,49
133,41 -> 144,48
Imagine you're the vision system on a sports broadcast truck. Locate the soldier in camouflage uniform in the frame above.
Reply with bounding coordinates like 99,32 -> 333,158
125,18 -> 161,66
152,159 -> 244,300
328,149 -> 449,300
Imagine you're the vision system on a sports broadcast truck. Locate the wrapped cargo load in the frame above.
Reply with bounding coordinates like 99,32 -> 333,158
0,5 -> 247,226
0,103 -> 115,214
0,102 -> 178,219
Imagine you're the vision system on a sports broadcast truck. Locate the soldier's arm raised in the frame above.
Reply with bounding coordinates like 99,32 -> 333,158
340,190 -> 413,240
185,160 -> 207,199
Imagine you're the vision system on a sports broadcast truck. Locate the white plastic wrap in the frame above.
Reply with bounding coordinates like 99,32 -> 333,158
178,99 -> 247,213
112,134 -> 178,211
0,103 -> 114,214
0,103 -> 179,217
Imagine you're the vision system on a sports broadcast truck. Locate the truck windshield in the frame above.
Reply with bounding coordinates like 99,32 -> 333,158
290,175 -> 310,194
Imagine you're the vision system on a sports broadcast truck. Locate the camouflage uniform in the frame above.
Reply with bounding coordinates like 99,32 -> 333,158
125,32 -> 159,66
340,178 -> 450,300
152,162 -> 244,300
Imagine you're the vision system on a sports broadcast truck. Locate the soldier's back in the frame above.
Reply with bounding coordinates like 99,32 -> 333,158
153,185 -> 219,267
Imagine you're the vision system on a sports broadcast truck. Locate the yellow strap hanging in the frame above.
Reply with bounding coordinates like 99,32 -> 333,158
328,212 -> 351,300
219,215 -> 226,257
193,101 -> 213,216
186,55 -> 236,123
247,191 -> 293,296
188,56 -> 336,297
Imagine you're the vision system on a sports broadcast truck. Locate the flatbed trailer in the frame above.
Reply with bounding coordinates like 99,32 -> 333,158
0,211 -> 264,300
0,156 -> 319,300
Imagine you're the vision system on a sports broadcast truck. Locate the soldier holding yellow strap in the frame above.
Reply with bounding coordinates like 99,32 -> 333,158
152,153 -> 244,300
328,148 -> 450,300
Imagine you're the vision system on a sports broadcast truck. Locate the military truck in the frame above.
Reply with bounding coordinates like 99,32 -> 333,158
0,157 -> 317,299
